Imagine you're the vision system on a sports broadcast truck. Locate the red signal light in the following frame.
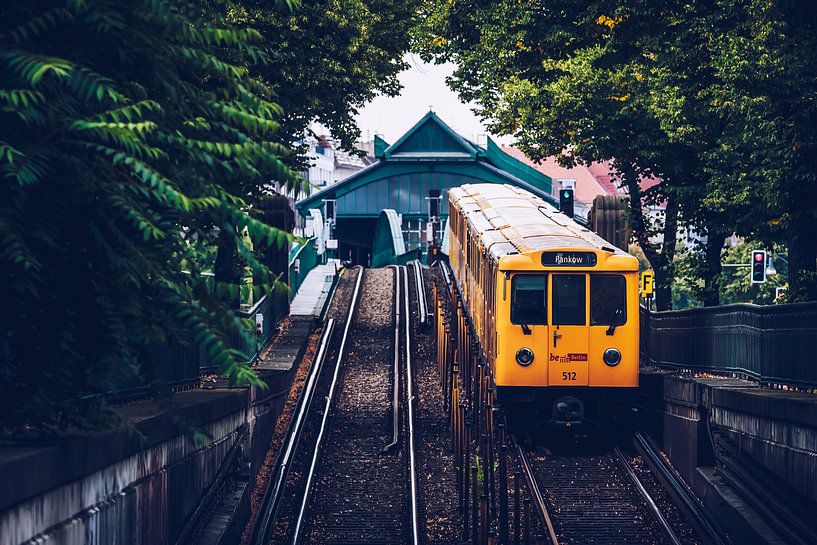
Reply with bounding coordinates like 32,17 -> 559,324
751,250 -> 767,283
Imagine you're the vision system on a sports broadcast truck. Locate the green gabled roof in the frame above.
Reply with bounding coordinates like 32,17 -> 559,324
384,111 -> 477,158
374,134 -> 389,158
295,112 -> 557,214
484,137 -> 552,195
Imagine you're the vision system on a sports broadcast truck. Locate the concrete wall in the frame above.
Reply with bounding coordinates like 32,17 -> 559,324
638,369 -> 817,504
637,368 -> 817,541
0,367 -> 296,545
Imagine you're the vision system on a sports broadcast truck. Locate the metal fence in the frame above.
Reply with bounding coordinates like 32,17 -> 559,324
288,238 -> 319,301
192,291 -> 289,375
640,302 -> 817,388
233,291 -> 289,365
109,284 -> 291,398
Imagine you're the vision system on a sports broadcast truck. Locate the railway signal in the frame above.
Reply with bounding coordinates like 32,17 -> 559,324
559,188 -> 574,218
751,250 -> 767,284
641,270 -> 654,310
641,271 -> 654,295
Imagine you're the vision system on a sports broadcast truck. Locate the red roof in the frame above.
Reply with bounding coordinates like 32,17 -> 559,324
582,158 -> 663,201
585,160 -> 620,196
501,146 -> 620,204
501,147 -> 667,207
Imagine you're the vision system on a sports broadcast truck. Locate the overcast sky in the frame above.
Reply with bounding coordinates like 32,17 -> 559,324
352,54 -> 513,146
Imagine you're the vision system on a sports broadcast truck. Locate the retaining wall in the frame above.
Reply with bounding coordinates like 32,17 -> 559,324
638,368 -> 817,542
0,340 -> 306,545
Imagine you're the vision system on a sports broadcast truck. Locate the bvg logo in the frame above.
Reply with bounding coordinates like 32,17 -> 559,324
550,353 -> 588,363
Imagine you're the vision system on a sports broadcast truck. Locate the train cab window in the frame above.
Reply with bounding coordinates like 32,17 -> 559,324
590,275 -> 627,327
511,275 -> 547,325
552,274 -> 586,325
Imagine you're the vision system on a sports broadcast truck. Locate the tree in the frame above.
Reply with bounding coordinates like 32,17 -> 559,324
698,0 -> 817,301
413,2 -> 688,308
225,0 -> 419,163
208,0 -> 420,301
414,0 -> 817,306
0,0 -> 304,430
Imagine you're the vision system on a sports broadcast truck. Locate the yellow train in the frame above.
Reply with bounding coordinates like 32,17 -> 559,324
446,183 -> 640,425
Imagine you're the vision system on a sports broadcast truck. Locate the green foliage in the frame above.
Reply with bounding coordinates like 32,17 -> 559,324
0,0 -> 307,431
719,243 -> 788,305
223,0 -> 420,165
414,0 -> 817,306
672,241 -> 788,307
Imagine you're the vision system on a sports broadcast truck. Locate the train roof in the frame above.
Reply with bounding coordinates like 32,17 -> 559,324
448,183 -> 636,265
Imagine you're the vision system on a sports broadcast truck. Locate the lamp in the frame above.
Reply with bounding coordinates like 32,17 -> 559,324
766,254 -> 777,276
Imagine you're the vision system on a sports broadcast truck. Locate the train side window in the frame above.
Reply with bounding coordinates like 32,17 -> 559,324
590,275 -> 627,326
552,274 -> 586,325
511,275 -> 547,325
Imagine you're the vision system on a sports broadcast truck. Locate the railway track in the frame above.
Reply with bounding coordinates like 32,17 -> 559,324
513,434 -> 710,545
251,266 -> 422,545
433,255 -> 723,545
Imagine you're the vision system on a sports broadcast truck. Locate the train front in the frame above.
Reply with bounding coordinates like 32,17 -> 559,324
493,248 -> 640,427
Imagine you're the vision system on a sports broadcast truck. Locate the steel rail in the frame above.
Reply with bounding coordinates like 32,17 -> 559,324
513,441 -> 560,545
410,260 -> 428,325
439,259 -> 452,288
633,430 -> 728,545
612,447 -> 684,545
403,265 -> 421,545
250,318 -> 337,545
382,265 -> 402,454
290,268 -> 365,545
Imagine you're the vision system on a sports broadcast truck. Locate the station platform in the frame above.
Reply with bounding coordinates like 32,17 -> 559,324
289,259 -> 340,318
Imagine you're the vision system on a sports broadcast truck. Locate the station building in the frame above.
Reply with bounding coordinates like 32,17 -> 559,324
296,111 -> 561,265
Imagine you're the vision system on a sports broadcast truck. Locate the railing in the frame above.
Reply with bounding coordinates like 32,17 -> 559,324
109,289 -> 290,397
233,292 -> 289,364
107,327 -> 205,397
194,291 -> 289,374
288,237 -> 319,301
640,302 -> 817,388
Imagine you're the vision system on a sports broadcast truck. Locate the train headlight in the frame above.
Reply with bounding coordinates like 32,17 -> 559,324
516,347 -> 534,366
603,348 -> 622,367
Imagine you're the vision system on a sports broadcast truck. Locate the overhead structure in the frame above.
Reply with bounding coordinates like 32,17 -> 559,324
296,111 -> 556,265
372,209 -> 416,267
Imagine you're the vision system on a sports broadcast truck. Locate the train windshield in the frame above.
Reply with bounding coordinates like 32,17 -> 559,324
511,275 -> 547,325
553,274 -> 587,325
590,275 -> 627,327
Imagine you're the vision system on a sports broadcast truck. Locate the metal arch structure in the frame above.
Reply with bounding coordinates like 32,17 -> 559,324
371,209 -> 406,267
306,208 -> 325,254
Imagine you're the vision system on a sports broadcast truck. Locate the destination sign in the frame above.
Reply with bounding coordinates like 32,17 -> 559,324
541,251 -> 597,267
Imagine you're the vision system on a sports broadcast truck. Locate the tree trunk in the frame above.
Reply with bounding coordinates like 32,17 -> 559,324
214,226 -> 241,308
257,194 -> 294,283
654,198 -> 679,311
620,163 -> 678,311
788,212 -> 817,302
701,229 -> 726,307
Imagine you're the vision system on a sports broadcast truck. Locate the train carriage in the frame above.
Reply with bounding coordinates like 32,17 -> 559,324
446,183 -> 640,425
